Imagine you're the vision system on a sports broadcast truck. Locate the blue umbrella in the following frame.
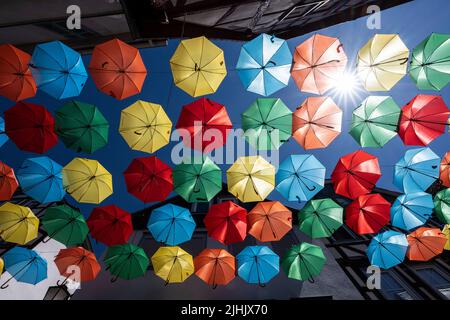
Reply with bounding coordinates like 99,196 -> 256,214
236,33 -> 292,96
147,204 -> 196,246
30,41 -> 87,99
367,230 -> 408,269
391,192 -> 433,231
16,156 -> 65,203
1,247 -> 47,289
236,246 -> 279,286
394,147 -> 440,193
276,154 -> 325,202
0,116 -> 8,148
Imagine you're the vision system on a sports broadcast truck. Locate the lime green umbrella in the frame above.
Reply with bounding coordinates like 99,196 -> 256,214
55,101 -> 109,153
349,96 -> 401,148
104,244 -> 149,281
282,243 -> 326,282
242,98 -> 292,150
410,33 -> 450,91
41,205 -> 89,246
434,188 -> 450,224
298,198 -> 343,238
173,156 -> 222,203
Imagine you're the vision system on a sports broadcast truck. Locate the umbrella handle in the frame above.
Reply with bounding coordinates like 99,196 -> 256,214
296,196 -> 303,204
259,283 -> 266,288
212,284 -> 218,290
337,44 -> 344,53
0,277 -> 12,289
42,236 -> 52,243
134,131 -> 143,135
399,57 -> 409,65
308,277 -> 315,284
110,275 -> 119,283
266,61 -> 277,67
56,279 -> 68,286
164,280 -> 170,286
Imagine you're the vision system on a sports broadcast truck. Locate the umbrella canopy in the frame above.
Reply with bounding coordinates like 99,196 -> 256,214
30,41 -> 87,99
227,155 -> 275,202
367,230 -> 408,269
55,247 -> 101,283
151,246 -> 194,284
104,244 -> 149,281
391,192 -> 434,231
443,225 -> 450,250
298,198 -> 343,238
441,152 -> 450,188
204,201 -> 247,245
0,258 -> 3,275
0,202 -> 39,245
346,194 -> 391,235
194,249 -> 235,287
119,100 -> 172,154
89,39 -> 147,100
170,36 -> 226,97
0,44 -> 36,101
247,201 -> 292,242
236,246 -> 279,286
407,227 -> 446,261
434,188 -> 450,224
62,157 -> 113,204
0,161 -> 18,201
241,98 -> 292,150
0,117 -> 8,148
349,96 -> 401,148
357,34 -> 409,91
331,150 -> 381,199
282,243 -> 326,282
291,34 -> 347,94
4,102 -> 58,154
236,33 -> 292,96
123,156 -> 173,203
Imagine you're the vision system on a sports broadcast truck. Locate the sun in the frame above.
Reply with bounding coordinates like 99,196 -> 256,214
329,69 -> 366,107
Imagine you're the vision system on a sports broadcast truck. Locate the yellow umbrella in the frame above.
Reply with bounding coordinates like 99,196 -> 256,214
0,257 -> 3,275
357,34 -> 409,91
170,36 -> 227,97
227,155 -> 275,202
119,100 -> 172,154
0,202 -> 39,245
151,246 -> 194,284
443,225 -> 450,250
62,158 -> 113,204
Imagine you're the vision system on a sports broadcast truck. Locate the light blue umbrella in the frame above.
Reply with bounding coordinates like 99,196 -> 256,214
147,204 -> 196,246
236,246 -> 279,286
394,147 -> 440,193
0,116 -> 8,148
276,154 -> 325,202
236,34 -> 292,96
30,41 -> 88,99
391,192 -> 434,231
367,230 -> 408,269
16,156 -> 65,203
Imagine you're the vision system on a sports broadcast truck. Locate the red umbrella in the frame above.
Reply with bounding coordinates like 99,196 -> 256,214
176,98 -> 232,153
398,94 -> 449,146
331,150 -> 381,199
123,156 -> 173,203
4,102 -> 58,154
204,201 -> 247,245
345,194 -> 391,235
0,161 -> 18,201
54,247 -> 101,284
87,205 -> 133,246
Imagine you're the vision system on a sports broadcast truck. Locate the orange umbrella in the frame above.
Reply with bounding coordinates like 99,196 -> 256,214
54,247 -> 101,284
441,152 -> 450,188
292,96 -> 342,150
194,249 -> 235,288
0,161 -> 18,201
247,201 -> 292,242
407,227 -> 447,261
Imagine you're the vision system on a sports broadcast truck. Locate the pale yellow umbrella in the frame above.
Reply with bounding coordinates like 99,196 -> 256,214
443,225 -> 450,250
0,202 -> 39,245
151,246 -> 194,284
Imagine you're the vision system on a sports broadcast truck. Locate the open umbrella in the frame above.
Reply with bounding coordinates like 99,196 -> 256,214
443,225 -> 450,250
247,201 -> 292,242
391,192 -> 434,231
441,152 -> 450,188
346,194 -> 391,235
282,243 -> 326,282
0,202 -> 39,245
407,227 -> 446,261
434,188 -> 450,224
151,246 -> 194,284
236,246 -> 279,286
367,230 -> 408,269
0,258 -> 3,275
55,247 -> 101,285
104,244 -> 149,282
194,249 -> 235,288
0,117 -> 8,148
298,198 -> 343,238
0,161 -> 18,201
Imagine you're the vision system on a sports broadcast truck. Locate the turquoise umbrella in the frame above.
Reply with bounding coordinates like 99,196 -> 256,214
391,192 -> 433,231
0,117 -> 8,148
236,246 -> 279,286
367,230 -> 408,269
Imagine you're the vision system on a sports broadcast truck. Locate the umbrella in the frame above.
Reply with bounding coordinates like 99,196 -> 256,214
0,44 -> 36,101
349,96 -> 401,148
147,204 -> 196,246
241,98 -> 292,150
175,98 -> 232,152
331,150 -> 381,199
291,34 -> 347,94
151,246 -> 194,284
393,147 -> 440,193
204,201 -> 247,245
0,161 -> 18,201
30,41 -> 87,99
0,202 -> 39,245
0,257 -> 3,275
236,33 -> 292,96
276,154 -> 325,202
54,247 -> 101,285
409,33 -> 450,91
123,156 -> 173,203
391,192 -> 434,231
247,201 -> 292,242
406,227 -> 446,261
443,225 -> 450,250
173,156 -> 221,203
62,157 -> 113,204
104,244 -> 149,282
441,152 -> 450,188
16,156 -> 65,203
0,247 -> 47,289
357,34 -> 409,91
282,243 -> 326,282
119,100 -> 172,154
170,36 -> 227,97
194,249 -> 235,288
55,101 -> 109,154
87,205 -> 133,246
227,155 -> 275,202
236,246 -> 279,286
4,102 -> 58,154
367,230 -> 408,269
298,198 -> 343,238
89,39 -> 147,100
434,188 -> 450,224
0,117 -> 8,148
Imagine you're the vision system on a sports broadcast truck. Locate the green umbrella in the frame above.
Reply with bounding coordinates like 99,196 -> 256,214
349,96 -> 400,148
55,100 -> 109,153
242,98 -> 292,150
434,188 -> 450,224
173,156 -> 222,203
409,33 -> 450,91
298,198 -> 343,238
104,244 -> 149,282
282,243 -> 326,282
41,205 -> 89,246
